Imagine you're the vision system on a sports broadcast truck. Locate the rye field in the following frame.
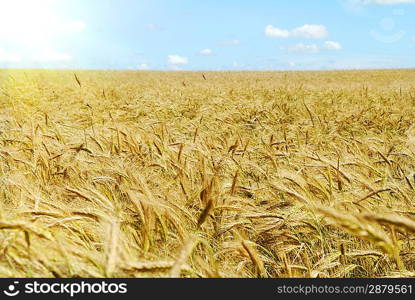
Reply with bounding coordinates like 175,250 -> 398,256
1,69 -> 415,278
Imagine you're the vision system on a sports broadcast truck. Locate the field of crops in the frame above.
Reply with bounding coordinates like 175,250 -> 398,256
1,69 -> 415,278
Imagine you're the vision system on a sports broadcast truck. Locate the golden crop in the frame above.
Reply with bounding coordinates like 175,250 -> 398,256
1,69 -> 415,277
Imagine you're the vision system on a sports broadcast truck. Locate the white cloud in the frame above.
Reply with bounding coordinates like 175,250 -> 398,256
167,55 -> 188,65
265,24 -> 328,39
292,25 -> 328,39
323,41 -> 343,50
285,43 -> 321,53
137,63 -> 150,70
265,25 -> 290,38
283,41 -> 343,53
200,49 -> 213,56
147,24 -> 161,30
220,39 -> 241,46
362,0 -> 415,5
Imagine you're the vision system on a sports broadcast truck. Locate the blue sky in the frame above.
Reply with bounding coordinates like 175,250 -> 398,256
0,0 -> 414,70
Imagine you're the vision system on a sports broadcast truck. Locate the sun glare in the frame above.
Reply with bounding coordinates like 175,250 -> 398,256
0,0 -> 84,64
0,0 -> 60,43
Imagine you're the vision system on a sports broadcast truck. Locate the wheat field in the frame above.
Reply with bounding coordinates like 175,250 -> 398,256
1,69 -> 415,278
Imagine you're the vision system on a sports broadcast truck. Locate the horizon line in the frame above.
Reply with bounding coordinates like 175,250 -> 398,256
1,67 -> 415,72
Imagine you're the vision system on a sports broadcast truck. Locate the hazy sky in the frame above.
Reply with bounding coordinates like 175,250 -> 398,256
0,0 -> 414,70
